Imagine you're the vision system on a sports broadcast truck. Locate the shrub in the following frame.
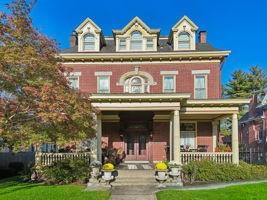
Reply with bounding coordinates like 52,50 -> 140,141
8,162 -> 24,173
182,160 -> 267,184
42,158 -> 90,184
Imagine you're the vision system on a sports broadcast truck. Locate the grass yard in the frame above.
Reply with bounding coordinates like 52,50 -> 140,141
0,177 -> 110,200
156,182 -> 267,200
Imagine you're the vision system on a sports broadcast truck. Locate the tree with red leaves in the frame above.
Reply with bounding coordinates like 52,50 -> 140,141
0,0 -> 95,151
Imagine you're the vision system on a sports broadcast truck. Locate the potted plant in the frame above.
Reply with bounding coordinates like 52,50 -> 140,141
155,162 -> 168,187
101,163 -> 116,185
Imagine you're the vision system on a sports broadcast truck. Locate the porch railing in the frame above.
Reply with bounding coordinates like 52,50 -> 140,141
181,152 -> 233,164
36,152 -> 91,166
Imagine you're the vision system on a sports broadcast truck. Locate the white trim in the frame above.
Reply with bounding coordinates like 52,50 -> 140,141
160,71 -> 179,75
94,71 -> 112,76
194,74 -> 208,99
180,121 -> 197,149
192,70 -> 210,75
62,60 -> 221,65
64,72 -> 81,76
162,75 -> 176,93
97,75 -> 110,93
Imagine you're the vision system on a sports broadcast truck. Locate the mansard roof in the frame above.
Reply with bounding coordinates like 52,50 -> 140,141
61,37 -> 222,53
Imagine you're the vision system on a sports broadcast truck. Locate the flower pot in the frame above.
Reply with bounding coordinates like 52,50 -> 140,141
101,169 -> 115,185
169,167 -> 180,176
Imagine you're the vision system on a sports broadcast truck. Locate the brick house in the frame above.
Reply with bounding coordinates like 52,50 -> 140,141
240,92 -> 267,152
59,16 -> 248,164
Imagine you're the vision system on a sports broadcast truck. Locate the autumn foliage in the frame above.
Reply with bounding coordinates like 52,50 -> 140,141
0,0 -> 95,150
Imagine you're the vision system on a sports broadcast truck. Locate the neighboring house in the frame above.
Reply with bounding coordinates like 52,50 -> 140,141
240,92 -> 267,152
59,16 -> 248,164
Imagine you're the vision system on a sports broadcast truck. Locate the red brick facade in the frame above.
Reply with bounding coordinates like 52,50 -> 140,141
64,62 -> 221,99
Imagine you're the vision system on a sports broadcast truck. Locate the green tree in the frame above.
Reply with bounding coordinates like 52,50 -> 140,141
224,66 -> 267,98
247,66 -> 267,94
224,70 -> 250,98
0,0 -> 95,151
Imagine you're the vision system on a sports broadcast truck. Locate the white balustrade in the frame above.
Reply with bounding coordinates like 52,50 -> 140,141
36,152 -> 91,166
181,152 -> 233,164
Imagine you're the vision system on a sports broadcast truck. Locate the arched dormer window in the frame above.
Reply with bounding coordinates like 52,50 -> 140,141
130,31 -> 142,50
178,32 -> 190,49
124,76 -> 148,93
83,33 -> 95,51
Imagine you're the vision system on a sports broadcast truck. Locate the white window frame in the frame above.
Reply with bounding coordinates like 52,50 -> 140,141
178,31 -> 191,50
119,38 -> 127,51
83,33 -> 96,51
146,37 -> 154,50
194,74 -> 208,99
65,72 -> 81,90
97,76 -> 110,94
130,31 -> 143,51
162,75 -> 176,93
180,121 -> 197,149
124,76 -> 149,93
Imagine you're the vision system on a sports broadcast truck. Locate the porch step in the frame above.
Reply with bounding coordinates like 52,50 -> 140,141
112,169 -> 157,186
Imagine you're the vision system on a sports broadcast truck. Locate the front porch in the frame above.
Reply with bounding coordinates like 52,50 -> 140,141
91,94 -> 248,165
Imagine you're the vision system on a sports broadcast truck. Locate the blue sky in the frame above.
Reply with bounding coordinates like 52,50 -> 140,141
1,0 -> 266,83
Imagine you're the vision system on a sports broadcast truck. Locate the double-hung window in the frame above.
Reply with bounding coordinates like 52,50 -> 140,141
178,32 -> 190,49
119,38 -> 126,50
163,76 -> 175,93
146,38 -> 154,50
83,33 -> 95,51
98,76 -> 110,93
68,76 -> 79,90
194,75 -> 206,99
130,31 -> 142,50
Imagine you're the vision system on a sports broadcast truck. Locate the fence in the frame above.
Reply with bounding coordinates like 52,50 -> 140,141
181,152 -> 233,165
36,152 -> 91,166
239,147 -> 267,164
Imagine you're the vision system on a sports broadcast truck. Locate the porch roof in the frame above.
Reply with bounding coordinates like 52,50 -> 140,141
89,93 -> 191,103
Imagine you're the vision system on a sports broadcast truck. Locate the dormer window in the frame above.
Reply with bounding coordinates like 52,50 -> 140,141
178,32 -> 190,49
83,33 -> 95,51
130,31 -> 143,50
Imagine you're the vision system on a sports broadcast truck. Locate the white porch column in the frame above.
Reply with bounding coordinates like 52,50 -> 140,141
173,110 -> 181,164
232,113 -> 239,164
212,120 -> 219,152
169,118 -> 173,161
96,114 -> 102,162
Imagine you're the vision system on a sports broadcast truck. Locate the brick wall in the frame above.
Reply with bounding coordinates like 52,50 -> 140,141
151,122 -> 169,161
197,122 -> 213,152
64,62 -> 221,99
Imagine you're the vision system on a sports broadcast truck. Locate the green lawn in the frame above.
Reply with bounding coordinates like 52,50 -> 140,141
0,177 -> 110,200
156,182 -> 267,200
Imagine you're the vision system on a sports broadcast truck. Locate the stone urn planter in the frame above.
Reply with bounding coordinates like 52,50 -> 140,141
168,161 -> 183,186
155,162 -> 168,188
86,161 -> 102,189
101,163 -> 117,186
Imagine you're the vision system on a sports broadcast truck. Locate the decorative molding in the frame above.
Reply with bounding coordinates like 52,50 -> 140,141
160,71 -> 179,75
192,70 -> 210,75
94,71 -> 112,76
64,72 -> 81,76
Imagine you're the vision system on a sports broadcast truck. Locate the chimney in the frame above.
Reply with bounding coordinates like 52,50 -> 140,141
70,31 -> 78,48
199,31 -> 207,44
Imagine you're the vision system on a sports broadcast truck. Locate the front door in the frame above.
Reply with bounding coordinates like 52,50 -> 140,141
125,132 -> 148,161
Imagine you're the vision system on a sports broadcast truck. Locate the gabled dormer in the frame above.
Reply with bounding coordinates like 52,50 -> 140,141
75,18 -> 105,52
112,17 -> 160,52
168,16 -> 198,51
